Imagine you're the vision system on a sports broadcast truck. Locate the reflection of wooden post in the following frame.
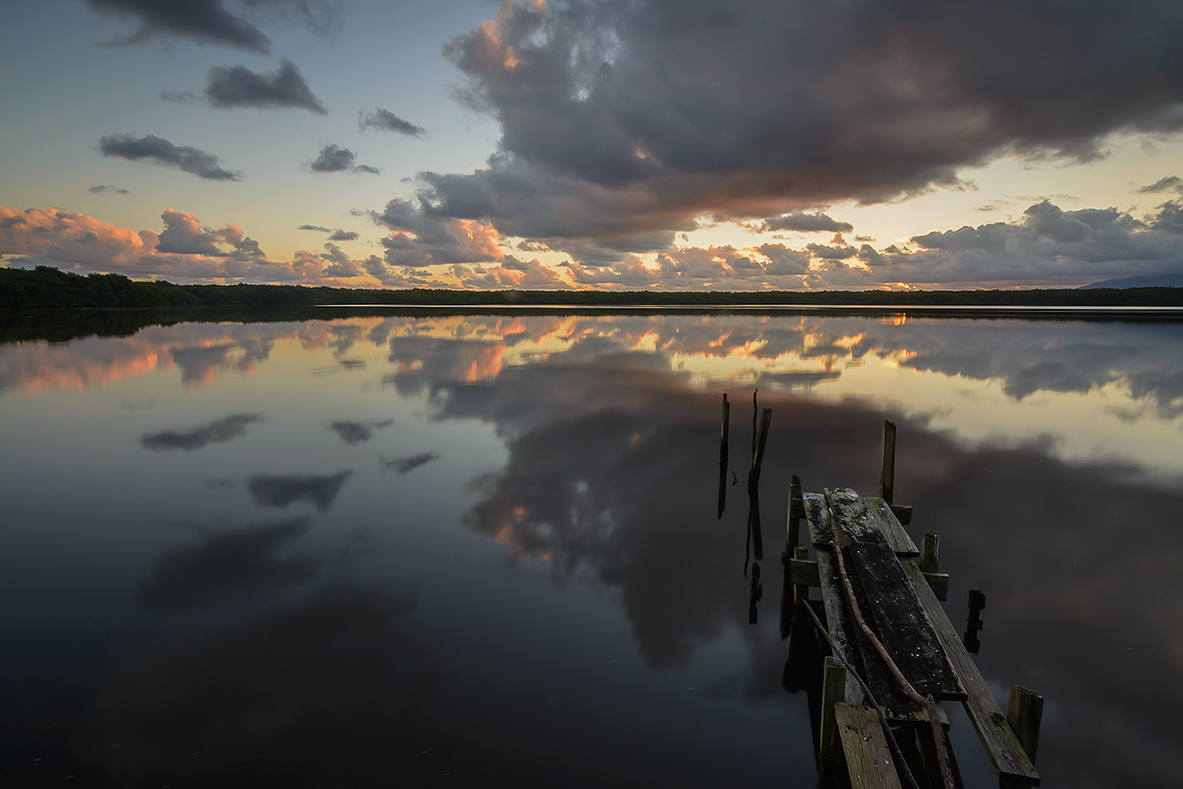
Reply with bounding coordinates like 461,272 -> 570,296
820,657 -> 846,760
717,395 -> 730,519
880,419 -> 896,505
751,407 -> 772,483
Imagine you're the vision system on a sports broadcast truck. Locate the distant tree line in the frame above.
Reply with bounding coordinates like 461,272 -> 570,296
4,263 -> 1183,311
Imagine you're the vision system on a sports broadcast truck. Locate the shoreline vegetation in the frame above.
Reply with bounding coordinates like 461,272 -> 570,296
4,264 -> 1183,311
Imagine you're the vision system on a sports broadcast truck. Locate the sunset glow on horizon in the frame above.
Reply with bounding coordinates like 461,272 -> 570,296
2,0 -> 1182,291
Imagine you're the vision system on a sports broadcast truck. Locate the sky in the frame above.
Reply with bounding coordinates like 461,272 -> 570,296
1,0 -> 1182,292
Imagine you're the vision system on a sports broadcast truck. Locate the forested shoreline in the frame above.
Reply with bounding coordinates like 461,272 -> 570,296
4,263 -> 1183,310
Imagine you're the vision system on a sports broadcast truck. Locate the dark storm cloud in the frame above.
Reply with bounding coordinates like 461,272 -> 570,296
99,133 -> 243,181
329,419 -> 392,445
247,470 -> 352,511
309,144 -> 379,174
759,212 -> 854,234
386,0 -> 1183,264
142,413 -> 263,451
135,519 -> 317,614
380,452 -> 439,475
84,0 -> 341,53
358,108 -> 426,137
205,59 -> 326,114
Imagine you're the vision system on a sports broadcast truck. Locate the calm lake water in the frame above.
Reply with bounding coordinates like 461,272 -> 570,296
2,308 -> 1181,788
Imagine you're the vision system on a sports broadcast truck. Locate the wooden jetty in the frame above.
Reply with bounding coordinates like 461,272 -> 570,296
782,421 -> 1042,789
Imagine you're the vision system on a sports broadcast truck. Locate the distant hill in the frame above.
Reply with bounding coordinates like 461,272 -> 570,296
1081,272 -> 1183,289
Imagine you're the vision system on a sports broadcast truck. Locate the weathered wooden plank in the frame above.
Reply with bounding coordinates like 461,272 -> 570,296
854,492 -> 919,557
825,490 -> 966,702
806,494 -> 938,723
835,703 -> 904,789
898,557 -> 1041,785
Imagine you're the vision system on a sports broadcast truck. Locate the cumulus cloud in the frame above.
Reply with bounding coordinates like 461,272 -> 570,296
374,0 -> 1183,266
205,59 -> 326,114
358,108 -> 426,137
309,144 -> 379,174
0,205 -> 154,265
100,134 -> 243,181
84,0 -> 341,53
840,199 -> 1183,288
370,197 -> 505,268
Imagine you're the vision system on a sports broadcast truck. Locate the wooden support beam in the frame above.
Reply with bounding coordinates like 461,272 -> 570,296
717,394 -> 729,520
834,703 -> 904,789
820,657 -> 847,760
791,555 -> 821,588
879,420 -> 896,505
898,558 -> 1041,785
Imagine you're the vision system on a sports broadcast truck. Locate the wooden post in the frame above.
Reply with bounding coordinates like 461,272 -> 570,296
921,532 -> 940,574
787,473 -> 803,547
1007,686 -> 1043,763
820,656 -> 847,760
879,419 -> 896,505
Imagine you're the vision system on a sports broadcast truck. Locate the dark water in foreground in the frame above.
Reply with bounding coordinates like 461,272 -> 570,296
1,310 -> 1181,788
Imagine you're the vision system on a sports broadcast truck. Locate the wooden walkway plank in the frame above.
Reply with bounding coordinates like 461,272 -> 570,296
898,555 -> 1041,785
806,494 -> 943,724
825,489 -> 966,702
834,703 -> 904,789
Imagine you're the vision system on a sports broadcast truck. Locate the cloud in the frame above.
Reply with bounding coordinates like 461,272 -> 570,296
205,59 -> 326,114
358,108 -> 426,137
380,452 -> 440,475
84,0 -> 341,53
842,199 -> 1183,288
142,413 -> 263,451
759,212 -> 853,234
89,184 -> 130,195
309,144 -> 379,174
1138,176 -> 1183,195
99,134 -> 243,181
159,89 -> 199,103
247,471 -> 352,512
375,0 -> 1183,266
371,198 -> 505,268
156,208 -> 266,260
0,206 -> 154,265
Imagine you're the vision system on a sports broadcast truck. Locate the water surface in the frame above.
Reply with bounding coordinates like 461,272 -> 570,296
2,309 -> 1180,788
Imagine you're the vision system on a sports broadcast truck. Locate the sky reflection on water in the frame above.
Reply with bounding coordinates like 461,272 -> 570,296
1,311 -> 1181,788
